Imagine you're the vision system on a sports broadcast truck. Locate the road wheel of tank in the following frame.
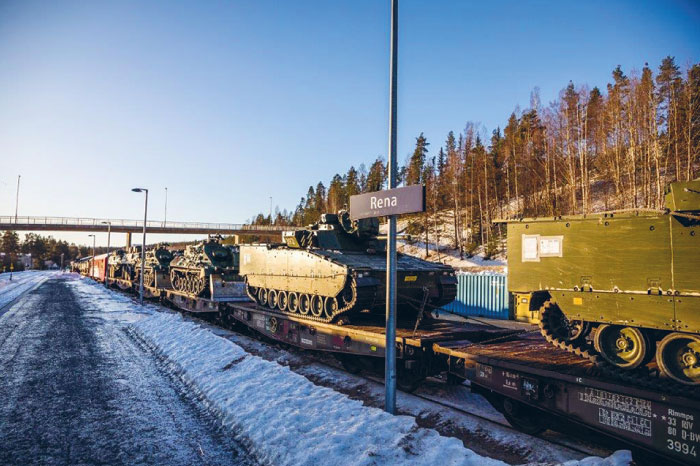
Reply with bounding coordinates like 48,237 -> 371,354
268,290 -> 278,309
287,292 -> 299,313
594,324 -> 651,369
195,276 -> 206,296
310,295 -> 324,317
299,294 -> 311,315
245,283 -> 257,301
501,397 -> 548,435
257,287 -> 268,306
656,333 -> 700,386
324,297 -> 339,319
277,291 -> 288,312
539,300 -> 589,343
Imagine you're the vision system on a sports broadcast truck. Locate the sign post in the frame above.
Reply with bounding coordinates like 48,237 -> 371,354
385,0 -> 399,415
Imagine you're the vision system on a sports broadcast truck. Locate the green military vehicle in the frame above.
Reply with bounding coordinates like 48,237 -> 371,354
135,243 -> 174,289
240,210 -> 458,323
503,179 -> 700,385
169,236 -> 241,299
106,249 -> 126,279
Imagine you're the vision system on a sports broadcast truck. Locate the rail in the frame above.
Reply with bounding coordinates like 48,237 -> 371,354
0,216 -> 286,232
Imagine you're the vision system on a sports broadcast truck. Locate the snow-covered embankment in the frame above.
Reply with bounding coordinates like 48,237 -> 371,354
128,311 -> 503,466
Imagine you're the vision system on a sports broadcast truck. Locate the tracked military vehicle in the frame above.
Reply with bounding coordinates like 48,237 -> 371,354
240,210 -> 458,323
119,246 -> 142,281
106,249 -> 126,279
503,179 -> 700,386
169,237 -> 240,298
134,244 -> 174,289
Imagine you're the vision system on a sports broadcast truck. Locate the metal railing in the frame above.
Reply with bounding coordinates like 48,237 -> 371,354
0,216 -> 286,231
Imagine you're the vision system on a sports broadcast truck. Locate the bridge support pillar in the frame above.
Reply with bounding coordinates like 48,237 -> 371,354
230,234 -> 240,245
125,232 -> 132,248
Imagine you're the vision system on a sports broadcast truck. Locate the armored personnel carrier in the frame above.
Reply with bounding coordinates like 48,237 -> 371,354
169,237 -> 239,298
135,244 -> 174,288
503,179 -> 700,385
106,249 -> 126,279
119,246 -> 142,281
240,210 -> 457,323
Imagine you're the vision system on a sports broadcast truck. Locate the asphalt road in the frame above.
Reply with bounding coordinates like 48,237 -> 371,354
0,276 -> 253,465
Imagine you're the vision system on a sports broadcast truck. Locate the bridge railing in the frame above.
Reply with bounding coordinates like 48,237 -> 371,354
0,216 -> 286,231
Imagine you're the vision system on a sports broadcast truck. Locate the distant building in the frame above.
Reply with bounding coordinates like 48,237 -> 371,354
19,254 -> 33,269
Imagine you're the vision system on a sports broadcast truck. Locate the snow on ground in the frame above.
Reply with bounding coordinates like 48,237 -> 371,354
128,310 -> 501,466
0,270 -> 56,310
378,215 -> 507,272
65,277 -> 632,466
397,239 -> 506,272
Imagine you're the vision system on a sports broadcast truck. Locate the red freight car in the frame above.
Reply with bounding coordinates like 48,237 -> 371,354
88,253 -> 109,282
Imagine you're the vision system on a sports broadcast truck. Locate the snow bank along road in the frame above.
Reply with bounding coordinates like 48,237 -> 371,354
0,270 -> 54,313
1,274 -> 632,465
0,274 -> 252,465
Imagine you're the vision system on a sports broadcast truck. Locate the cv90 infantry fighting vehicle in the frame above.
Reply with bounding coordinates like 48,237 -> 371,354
169,237 -> 241,299
503,179 -> 700,385
135,244 -> 174,289
240,210 -> 458,323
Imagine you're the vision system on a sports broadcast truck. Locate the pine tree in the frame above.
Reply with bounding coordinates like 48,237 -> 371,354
366,157 -> 386,192
406,133 -> 429,186
345,166 -> 360,202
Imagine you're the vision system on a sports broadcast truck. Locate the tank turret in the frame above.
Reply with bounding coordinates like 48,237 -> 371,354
240,209 -> 457,323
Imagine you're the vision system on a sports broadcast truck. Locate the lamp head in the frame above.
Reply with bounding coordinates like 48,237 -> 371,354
132,188 -> 146,193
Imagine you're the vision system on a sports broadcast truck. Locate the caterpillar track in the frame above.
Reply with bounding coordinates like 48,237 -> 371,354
245,279 -> 382,324
539,299 -> 700,397
171,269 -> 208,297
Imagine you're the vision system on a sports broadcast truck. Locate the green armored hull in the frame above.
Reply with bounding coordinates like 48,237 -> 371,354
504,179 -> 700,385
240,210 -> 457,323
169,237 -> 239,298
135,244 -> 174,289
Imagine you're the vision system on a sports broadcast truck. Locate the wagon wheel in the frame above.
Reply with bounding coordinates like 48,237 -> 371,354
656,333 -> 700,386
324,297 -> 339,319
594,324 -> 651,369
310,295 -> 324,317
277,291 -> 288,312
299,294 -> 311,315
501,397 -> 548,435
287,292 -> 299,313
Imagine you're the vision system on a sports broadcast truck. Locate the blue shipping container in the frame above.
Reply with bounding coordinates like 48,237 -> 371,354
441,273 -> 510,319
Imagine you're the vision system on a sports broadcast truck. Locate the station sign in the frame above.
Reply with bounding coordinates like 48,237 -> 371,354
349,185 -> 425,219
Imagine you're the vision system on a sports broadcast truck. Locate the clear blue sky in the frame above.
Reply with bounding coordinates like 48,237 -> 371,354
1,0 -> 699,246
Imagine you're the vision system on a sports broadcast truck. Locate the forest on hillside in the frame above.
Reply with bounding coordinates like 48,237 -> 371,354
255,57 -> 699,257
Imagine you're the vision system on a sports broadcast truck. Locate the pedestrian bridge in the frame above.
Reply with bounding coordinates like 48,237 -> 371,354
0,216 -> 286,237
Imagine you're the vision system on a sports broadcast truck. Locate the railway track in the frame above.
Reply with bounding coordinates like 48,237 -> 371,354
95,278 -> 633,463
182,308 -> 612,462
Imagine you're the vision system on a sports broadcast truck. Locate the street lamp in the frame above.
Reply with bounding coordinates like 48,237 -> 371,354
132,188 -> 148,304
101,221 -> 111,287
164,187 -> 168,227
88,234 -> 96,278
14,175 -> 21,223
